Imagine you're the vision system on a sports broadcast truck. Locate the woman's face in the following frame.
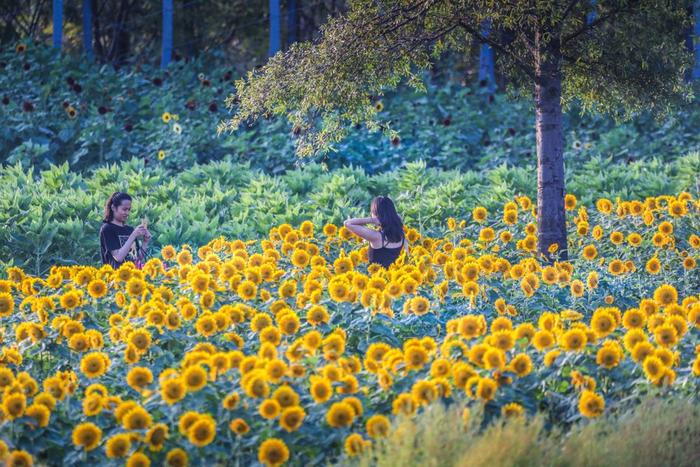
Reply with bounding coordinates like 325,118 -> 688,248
112,199 -> 132,223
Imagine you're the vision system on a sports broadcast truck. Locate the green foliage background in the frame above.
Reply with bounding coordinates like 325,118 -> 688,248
1,43 -> 699,175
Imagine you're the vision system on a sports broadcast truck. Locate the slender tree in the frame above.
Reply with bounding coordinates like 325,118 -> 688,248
478,18 -> 496,94
288,0 -> 298,46
52,0 -> 62,50
82,0 -> 93,58
587,0 -> 598,23
161,0 -> 173,69
222,0 -> 694,260
269,0 -> 282,56
694,0 -> 700,79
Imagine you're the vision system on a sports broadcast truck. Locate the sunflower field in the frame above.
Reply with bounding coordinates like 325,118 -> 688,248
0,192 -> 699,466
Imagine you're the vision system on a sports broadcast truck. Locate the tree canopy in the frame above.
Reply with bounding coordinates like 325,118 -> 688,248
222,0 -> 695,157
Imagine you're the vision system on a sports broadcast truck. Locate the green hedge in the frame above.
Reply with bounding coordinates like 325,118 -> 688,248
1,153 -> 698,276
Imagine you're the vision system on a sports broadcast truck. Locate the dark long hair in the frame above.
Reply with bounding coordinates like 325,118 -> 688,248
103,192 -> 132,223
371,196 -> 404,243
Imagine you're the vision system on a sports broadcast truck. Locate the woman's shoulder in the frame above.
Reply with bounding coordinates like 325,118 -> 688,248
100,222 -> 132,233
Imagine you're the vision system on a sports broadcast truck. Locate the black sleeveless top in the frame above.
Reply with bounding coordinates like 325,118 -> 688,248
368,230 -> 405,269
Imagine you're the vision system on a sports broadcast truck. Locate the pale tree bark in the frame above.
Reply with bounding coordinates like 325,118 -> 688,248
534,28 -> 568,261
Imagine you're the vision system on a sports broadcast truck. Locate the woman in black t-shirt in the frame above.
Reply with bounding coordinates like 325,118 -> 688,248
344,195 -> 409,269
99,192 -> 152,269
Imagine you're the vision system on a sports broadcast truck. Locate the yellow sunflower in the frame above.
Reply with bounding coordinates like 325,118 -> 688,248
72,422 -> 102,451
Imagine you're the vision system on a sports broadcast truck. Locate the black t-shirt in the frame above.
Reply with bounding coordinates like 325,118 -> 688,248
99,222 -> 141,269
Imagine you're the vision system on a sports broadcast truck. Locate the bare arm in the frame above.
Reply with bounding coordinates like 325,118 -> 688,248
343,217 -> 382,245
111,225 -> 147,262
111,234 -> 137,263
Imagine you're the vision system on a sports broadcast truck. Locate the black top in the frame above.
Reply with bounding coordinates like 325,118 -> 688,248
99,222 -> 141,269
368,230 -> 405,269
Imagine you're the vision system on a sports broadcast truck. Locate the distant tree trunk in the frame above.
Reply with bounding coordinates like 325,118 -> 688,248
587,0 -> 597,24
694,0 -> 700,80
287,0 -> 298,47
478,18 -> 496,95
534,28 -> 568,261
106,0 -> 132,66
184,1 -> 197,58
161,0 -> 173,69
269,0 -> 281,56
52,0 -> 62,51
82,0 -> 93,58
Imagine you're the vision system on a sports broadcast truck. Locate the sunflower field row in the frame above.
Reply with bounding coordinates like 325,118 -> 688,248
0,192 -> 698,465
2,152 -> 700,277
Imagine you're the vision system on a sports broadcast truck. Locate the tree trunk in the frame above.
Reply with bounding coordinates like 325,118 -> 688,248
287,0 -> 298,47
268,0 -> 281,57
693,0 -> 700,80
534,29 -> 568,261
587,0 -> 597,24
82,0 -> 93,58
478,18 -> 496,95
52,0 -> 63,51
161,0 -> 173,69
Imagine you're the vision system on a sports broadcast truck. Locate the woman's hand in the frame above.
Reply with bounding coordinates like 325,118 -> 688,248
143,228 -> 152,243
132,224 -> 148,238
